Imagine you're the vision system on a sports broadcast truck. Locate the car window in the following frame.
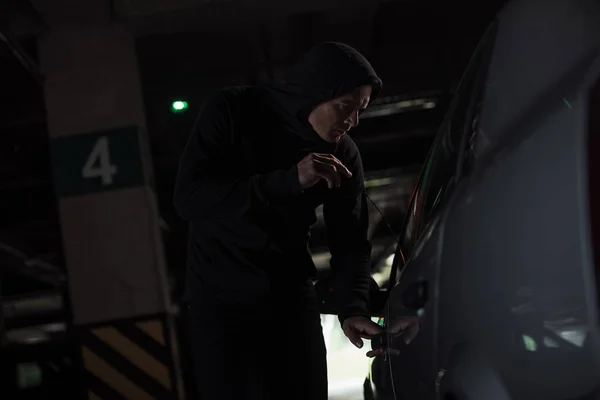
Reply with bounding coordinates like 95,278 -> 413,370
421,69 -> 480,221
399,154 -> 432,255
395,21 -> 498,263
421,23 -> 497,226
390,157 -> 431,286
398,60 -> 482,258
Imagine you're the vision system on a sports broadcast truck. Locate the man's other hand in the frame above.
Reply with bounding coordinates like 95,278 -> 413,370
342,316 -> 383,350
297,153 -> 352,189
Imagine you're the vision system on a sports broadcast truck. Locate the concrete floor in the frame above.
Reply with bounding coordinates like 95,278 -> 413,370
321,314 -> 375,400
329,390 -> 363,400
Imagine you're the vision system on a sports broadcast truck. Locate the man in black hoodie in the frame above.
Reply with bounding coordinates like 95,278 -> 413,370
174,42 -> 383,399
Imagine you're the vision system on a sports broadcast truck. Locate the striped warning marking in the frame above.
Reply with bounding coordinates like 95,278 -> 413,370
79,316 -> 179,400
136,321 -> 165,345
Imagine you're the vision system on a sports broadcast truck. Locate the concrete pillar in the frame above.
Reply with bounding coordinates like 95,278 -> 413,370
40,23 -> 184,400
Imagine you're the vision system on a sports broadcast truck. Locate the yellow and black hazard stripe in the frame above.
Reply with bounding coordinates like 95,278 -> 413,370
78,314 -> 183,400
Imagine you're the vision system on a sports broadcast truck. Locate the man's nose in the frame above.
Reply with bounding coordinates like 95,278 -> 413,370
347,110 -> 359,128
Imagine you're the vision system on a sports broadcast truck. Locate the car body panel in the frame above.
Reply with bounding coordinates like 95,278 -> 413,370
438,64 -> 600,399
387,214 -> 443,399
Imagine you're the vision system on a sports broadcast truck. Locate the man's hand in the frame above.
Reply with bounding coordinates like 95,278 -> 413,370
297,153 -> 352,190
365,316 -> 421,358
342,316 -> 383,350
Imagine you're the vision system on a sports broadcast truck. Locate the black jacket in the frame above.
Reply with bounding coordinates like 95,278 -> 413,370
174,42 -> 382,322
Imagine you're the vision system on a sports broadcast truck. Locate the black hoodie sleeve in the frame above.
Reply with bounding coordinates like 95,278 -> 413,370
324,146 -> 372,324
174,90 -> 303,220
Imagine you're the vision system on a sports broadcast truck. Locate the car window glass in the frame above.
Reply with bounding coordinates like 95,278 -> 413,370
421,24 -> 497,224
391,22 -> 497,285
399,153 -> 433,255
422,55 -> 483,221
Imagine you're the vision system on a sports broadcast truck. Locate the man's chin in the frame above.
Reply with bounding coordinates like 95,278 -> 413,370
317,130 -> 345,143
332,133 -> 346,143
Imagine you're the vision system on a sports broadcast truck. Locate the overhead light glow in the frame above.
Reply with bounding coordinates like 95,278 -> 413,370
362,97 -> 438,119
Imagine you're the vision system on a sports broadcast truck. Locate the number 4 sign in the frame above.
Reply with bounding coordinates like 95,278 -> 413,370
50,126 -> 146,198
81,137 -> 119,186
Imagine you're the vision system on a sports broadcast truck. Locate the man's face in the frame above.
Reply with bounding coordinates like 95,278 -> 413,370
308,85 -> 372,143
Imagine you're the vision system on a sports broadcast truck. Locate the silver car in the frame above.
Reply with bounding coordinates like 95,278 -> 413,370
359,0 -> 600,398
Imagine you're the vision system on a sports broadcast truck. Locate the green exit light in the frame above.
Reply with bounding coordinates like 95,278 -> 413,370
171,100 -> 188,113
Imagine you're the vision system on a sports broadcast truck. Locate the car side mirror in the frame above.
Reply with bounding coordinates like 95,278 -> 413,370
314,276 -> 388,317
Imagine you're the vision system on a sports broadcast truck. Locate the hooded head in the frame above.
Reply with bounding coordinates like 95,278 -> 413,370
260,42 -> 382,146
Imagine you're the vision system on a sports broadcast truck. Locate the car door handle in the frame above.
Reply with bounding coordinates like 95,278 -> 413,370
402,280 -> 428,310
371,332 -> 388,351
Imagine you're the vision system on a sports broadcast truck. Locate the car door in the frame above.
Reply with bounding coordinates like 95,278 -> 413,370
384,127 -> 453,400
385,23 -> 497,400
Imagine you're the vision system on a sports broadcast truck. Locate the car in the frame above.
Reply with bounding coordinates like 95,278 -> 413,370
319,0 -> 600,398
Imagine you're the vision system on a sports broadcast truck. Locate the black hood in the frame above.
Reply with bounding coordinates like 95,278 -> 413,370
259,42 -> 382,148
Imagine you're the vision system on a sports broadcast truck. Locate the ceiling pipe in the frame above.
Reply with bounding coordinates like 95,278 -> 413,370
0,0 -> 46,85
0,26 -> 44,85
0,240 -> 66,287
